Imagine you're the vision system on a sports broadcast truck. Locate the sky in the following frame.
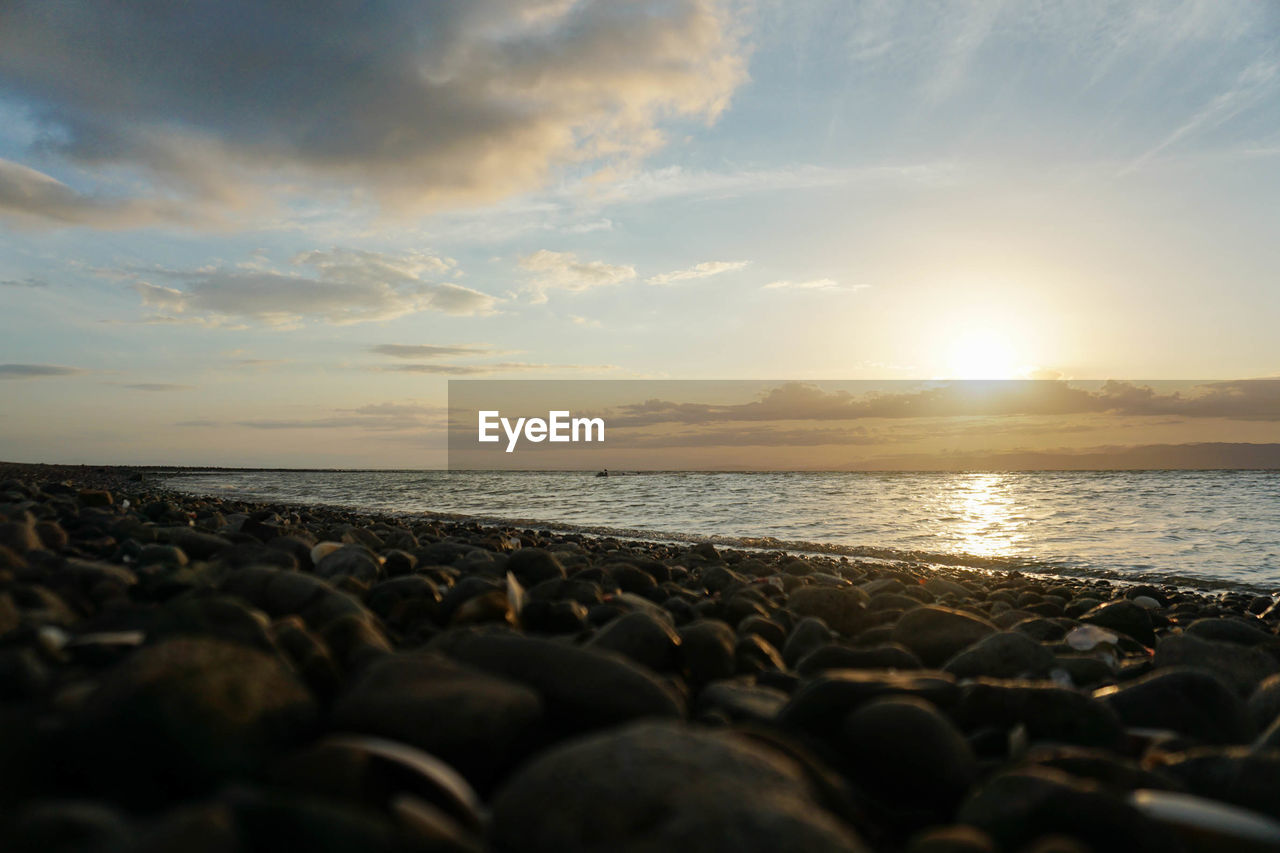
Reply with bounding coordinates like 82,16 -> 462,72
1,0 -> 1278,468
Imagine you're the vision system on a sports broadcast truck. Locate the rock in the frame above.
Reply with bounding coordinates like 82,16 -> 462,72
0,516 -> 41,553
841,696 -> 977,811
78,489 -> 114,508
783,617 -> 834,667
4,801 -> 136,853
519,599 -> 588,634
957,767 -> 1172,853
588,610 -> 681,672
735,634 -> 785,673
330,653 -> 542,791
696,681 -> 789,724
1250,674 -> 1280,731
955,679 -> 1126,750
505,548 -> 565,586
780,670 -> 959,741
1129,788 -> 1280,853
1081,600 -> 1155,646
787,586 -> 868,635
1161,748 -> 1280,818
439,632 -> 684,732
924,577 -> 969,599
679,619 -> 737,689
797,642 -> 923,675
1154,633 -> 1280,696
488,722 -> 867,852
905,825 -> 996,853
272,734 -> 484,836
1096,668 -> 1253,744
1025,745 -> 1182,792
943,631 -> 1055,679
70,637 -> 318,807
891,606 -> 998,667
1185,618 -> 1276,646
314,544 -> 382,583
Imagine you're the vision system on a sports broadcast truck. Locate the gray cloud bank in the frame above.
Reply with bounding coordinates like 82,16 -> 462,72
0,363 -> 83,379
0,0 -> 745,224
609,380 -> 1280,426
127,248 -> 496,327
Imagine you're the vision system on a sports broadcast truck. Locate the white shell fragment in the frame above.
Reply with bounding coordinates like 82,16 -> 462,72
1066,624 -> 1119,651
1130,788 -> 1280,848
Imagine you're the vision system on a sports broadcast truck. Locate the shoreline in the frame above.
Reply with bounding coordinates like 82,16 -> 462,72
154,464 -> 1278,598
3,460 -> 1280,850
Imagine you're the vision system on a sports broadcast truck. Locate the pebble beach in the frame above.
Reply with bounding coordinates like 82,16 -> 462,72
3,461 -> 1280,852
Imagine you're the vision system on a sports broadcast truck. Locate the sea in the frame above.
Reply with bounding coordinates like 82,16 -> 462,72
159,469 -> 1280,592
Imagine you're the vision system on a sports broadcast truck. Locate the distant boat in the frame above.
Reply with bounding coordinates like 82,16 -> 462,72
595,468 -> 609,477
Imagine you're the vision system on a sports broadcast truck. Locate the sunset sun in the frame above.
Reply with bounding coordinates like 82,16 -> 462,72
946,330 -> 1023,379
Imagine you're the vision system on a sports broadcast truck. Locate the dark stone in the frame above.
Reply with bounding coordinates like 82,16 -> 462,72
739,614 -> 787,648
314,544 -> 382,583
797,642 -> 922,675
943,631 -> 1055,679
1096,668 -> 1253,744
955,679 -> 1126,749
697,680 -> 789,724
439,632 -> 685,732
165,528 -> 236,561
330,652 -> 543,790
1185,617 -> 1276,646
1081,600 -> 1155,646
1024,745 -> 1183,792
780,670 -> 959,741
904,825 -> 996,853
957,767 -> 1171,853
70,637 -> 318,807
505,548 -> 566,586
78,489 -> 114,508
1249,674 -> 1280,731
1154,633 -> 1280,696
841,696 -> 977,811
5,801 -> 136,853
891,606 -> 998,667
520,599 -> 588,634
589,610 -> 681,671
782,616 -> 834,667
1011,617 -> 1071,643
679,619 -> 737,689
147,595 -> 276,652
1161,748 -> 1280,818
787,586 -> 868,636
735,634 -> 785,673
488,722 -> 868,852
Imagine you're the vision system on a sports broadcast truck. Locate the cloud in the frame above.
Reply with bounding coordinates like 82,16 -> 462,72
378,361 -> 615,376
762,278 -> 867,292
606,379 -> 1280,427
178,400 -> 447,432
0,159 -> 195,228
647,260 -> 749,285
0,363 -> 83,379
569,314 -> 601,327
518,249 -> 636,302
0,1 -> 747,222
0,276 -> 48,288
1125,58 -> 1280,173
370,344 -> 494,359
124,248 -> 497,327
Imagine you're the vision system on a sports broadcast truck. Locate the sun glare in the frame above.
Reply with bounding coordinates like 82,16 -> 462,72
946,330 -> 1023,379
